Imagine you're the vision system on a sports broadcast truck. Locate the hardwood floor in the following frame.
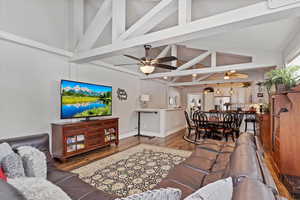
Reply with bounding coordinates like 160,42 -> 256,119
55,129 -> 292,199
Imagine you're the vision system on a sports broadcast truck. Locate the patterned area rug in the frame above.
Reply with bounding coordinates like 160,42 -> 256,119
72,144 -> 192,197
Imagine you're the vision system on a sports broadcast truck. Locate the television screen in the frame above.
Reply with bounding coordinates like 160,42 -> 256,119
60,80 -> 112,119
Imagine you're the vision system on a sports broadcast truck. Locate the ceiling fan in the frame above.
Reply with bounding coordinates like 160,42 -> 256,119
224,70 -> 248,80
115,45 -> 178,75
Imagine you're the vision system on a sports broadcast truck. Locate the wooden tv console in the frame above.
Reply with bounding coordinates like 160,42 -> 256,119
51,118 -> 119,162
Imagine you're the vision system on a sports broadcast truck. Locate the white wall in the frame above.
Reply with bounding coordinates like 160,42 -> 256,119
139,80 -> 167,108
0,39 -> 141,139
0,0 -> 70,49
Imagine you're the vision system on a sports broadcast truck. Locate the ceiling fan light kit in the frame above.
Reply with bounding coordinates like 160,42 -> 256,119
119,45 -> 178,75
140,65 -> 155,75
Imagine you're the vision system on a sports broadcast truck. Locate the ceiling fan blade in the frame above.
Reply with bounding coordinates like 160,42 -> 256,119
155,56 -> 177,63
231,73 -> 249,79
124,55 -> 143,62
153,63 -> 177,70
115,63 -> 139,66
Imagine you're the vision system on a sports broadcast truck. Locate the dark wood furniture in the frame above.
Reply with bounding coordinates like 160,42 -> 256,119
258,113 -> 271,151
52,118 -> 119,162
270,86 -> 300,197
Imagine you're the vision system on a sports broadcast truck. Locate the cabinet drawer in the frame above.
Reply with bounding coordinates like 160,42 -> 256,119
86,137 -> 103,147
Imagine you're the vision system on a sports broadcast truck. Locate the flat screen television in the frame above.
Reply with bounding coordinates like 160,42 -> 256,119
60,80 -> 112,119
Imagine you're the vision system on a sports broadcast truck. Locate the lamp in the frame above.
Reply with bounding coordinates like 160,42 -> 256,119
140,65 -> 155,75
140,94 -> 150,108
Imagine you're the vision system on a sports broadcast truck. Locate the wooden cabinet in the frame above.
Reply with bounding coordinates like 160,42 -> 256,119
270,91 -> 300,177
52,118 -> 119,161
258,113 -> 271,151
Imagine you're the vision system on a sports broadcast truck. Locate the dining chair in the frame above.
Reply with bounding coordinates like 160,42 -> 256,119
193,111 -> 210,141
244,112 -> 258,135
219,113 -> 235,142
184,111 -> 196,138
233,112 -> 244,138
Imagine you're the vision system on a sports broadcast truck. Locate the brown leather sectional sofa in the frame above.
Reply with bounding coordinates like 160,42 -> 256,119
0,133 -> 286,200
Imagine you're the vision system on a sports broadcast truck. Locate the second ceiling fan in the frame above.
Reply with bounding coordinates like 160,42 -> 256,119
116,45 -> 178,75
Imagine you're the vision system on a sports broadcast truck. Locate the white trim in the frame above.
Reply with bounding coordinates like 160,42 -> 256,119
119,131 -> 137,139
143,63 -> 276,79
176,51 -> 211,71
170,78 -> 252,87
0,30 -> 73,57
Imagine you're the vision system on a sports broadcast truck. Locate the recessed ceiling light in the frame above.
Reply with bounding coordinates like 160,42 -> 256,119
163,76 -> 168,80
192,74 -> 197,77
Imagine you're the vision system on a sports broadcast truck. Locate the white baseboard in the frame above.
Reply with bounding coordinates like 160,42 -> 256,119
165,126 -> 187,136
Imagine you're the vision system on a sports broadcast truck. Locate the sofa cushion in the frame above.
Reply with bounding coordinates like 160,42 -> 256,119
0,179 -> 26,200
0,143 -> 13,163
184,177 -> 233,200
47,168 -> 78,184
0,133 -> 53,163
183,157 -> 215,173
166,164 -> 206,190
114,188 -> 181,200
8,177 -> 72,200
228,144 -> 263,181
201,171 -> 224,187
2,153 -> 25,178
17,146 -> 47,178
56,176 -> 110,200
232,178 -> 276,200
190,147 -> 218,160
211,153 -> 231,172
236,133 -> 255,148
154,179 -> 195,199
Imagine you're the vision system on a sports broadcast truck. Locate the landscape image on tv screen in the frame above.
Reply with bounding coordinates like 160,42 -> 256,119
61,80 -> 112,119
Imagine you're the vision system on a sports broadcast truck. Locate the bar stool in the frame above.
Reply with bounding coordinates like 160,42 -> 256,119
244,113 -> 258,135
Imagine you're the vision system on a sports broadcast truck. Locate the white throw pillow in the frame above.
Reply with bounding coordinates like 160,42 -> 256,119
17,146 -> 47,179
0,142 -> 13,163
8,177 -> 72,200
184,177 -> 233,200
115,188 -> 181,200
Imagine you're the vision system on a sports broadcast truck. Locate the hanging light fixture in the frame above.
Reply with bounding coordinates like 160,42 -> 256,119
140,65 -> 155,75
224,72 -> 230,80
204,87 -> 214,94
230,87 -> 234,95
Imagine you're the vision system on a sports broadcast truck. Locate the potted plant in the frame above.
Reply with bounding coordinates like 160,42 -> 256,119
263,66 -> 300,93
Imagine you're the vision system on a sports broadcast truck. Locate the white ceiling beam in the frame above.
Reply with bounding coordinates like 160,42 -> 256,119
157,45 -> 171,58
143,63 -> 276,79
178,0 -> 192,25
71,2 -> 300,63
176,51 -> 211,71
71,0 -> 84,49
211,51 -> 217,67
119,0 -> 178,40
0,30 -> 73,57
196,73 -> 214,82
283,26 -> 300,64
112,0 -> 126,42
170,78 -> 252,87
75,0 -> 112,51
171,44 -> 178,66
